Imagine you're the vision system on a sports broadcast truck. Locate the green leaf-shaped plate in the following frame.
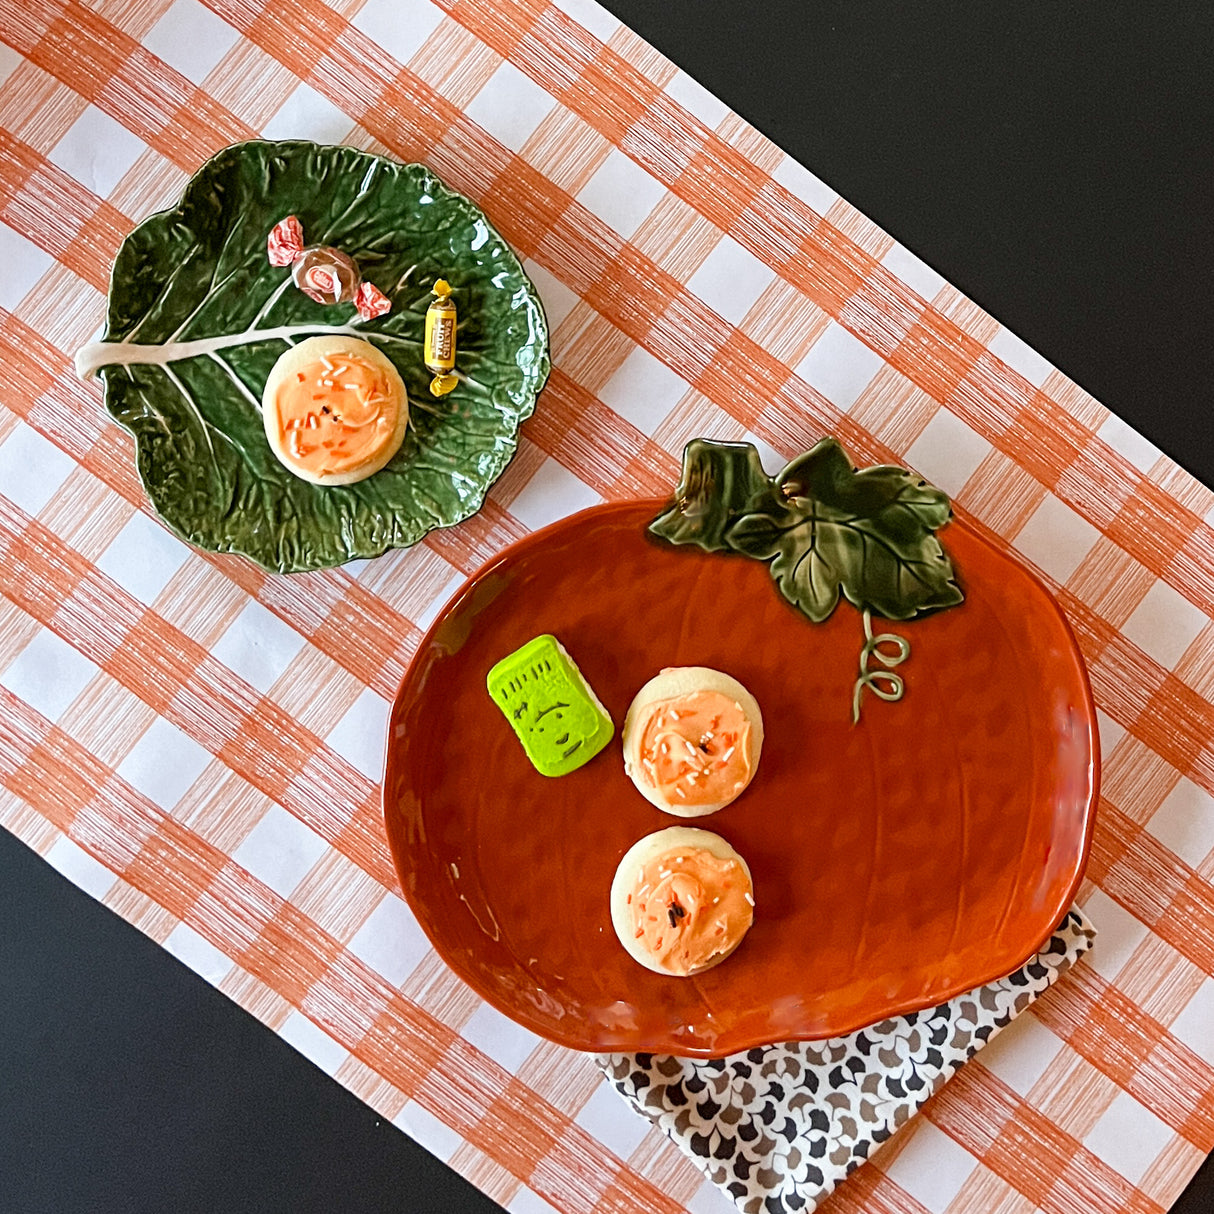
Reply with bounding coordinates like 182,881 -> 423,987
79,140 -> 550,573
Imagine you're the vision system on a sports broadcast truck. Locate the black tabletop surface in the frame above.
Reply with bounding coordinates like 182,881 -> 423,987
3,3 -> 1212,1211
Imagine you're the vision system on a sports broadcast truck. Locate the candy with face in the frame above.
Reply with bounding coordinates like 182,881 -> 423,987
487,635 -> 615,777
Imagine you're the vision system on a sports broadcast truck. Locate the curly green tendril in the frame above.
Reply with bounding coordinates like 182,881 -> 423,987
851,608 -> 911,724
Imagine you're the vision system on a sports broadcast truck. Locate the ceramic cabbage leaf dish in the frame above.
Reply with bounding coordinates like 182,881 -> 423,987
76,140 -> 550,573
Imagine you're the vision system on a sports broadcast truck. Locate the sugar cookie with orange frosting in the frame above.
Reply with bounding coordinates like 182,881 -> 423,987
622,667 -> 763,816
262,335 -> 408,486
610,826 -> 754,976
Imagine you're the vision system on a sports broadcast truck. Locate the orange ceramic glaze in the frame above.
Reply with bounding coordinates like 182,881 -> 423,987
270,350 -> 399,479
382,501 -> 1099,1056
630,848 -> 753,975
636,691 -> 751,807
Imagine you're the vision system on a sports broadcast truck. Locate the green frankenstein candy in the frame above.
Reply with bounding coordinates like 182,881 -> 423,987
487,635 -> 614,777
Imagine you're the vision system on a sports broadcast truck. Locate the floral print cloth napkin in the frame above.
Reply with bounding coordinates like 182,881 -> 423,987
599,908 -> 1095,1214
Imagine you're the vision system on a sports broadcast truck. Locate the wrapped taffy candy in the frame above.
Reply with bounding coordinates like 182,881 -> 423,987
266,216 -> 391,321
424,280 -> 459,396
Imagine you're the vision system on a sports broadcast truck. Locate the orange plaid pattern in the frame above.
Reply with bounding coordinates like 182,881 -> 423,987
0,1 -> 1211,1211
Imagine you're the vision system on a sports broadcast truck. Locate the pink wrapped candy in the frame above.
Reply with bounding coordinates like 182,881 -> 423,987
267,215 -> 305,267
355,280 -> 391,319
266,216 -> 392,322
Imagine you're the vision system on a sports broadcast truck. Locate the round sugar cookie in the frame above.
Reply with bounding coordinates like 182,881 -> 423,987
262,335 -> 408,486
610,826 -> 754,976
622,667 -> 763,816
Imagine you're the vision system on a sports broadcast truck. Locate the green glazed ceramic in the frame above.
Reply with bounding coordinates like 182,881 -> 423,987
649,436 -> 965,722
649,437 -> 964,622
76,140 -> 550,573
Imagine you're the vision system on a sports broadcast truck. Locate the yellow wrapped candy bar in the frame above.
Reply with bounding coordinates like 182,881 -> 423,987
423,279 -> 458,396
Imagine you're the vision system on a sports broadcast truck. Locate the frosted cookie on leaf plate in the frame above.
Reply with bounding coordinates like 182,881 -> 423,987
262,335 -> 408,485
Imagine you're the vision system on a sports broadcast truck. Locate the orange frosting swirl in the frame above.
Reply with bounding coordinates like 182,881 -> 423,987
635,691 -> 752,808
269,349 -> 401,480
627,846 -> 753,975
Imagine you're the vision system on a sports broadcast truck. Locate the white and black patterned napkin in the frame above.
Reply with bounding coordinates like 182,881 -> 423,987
599,908 -> 1095,1214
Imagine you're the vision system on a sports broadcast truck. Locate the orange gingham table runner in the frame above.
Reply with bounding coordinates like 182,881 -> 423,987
1,1 -> 1212,1211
